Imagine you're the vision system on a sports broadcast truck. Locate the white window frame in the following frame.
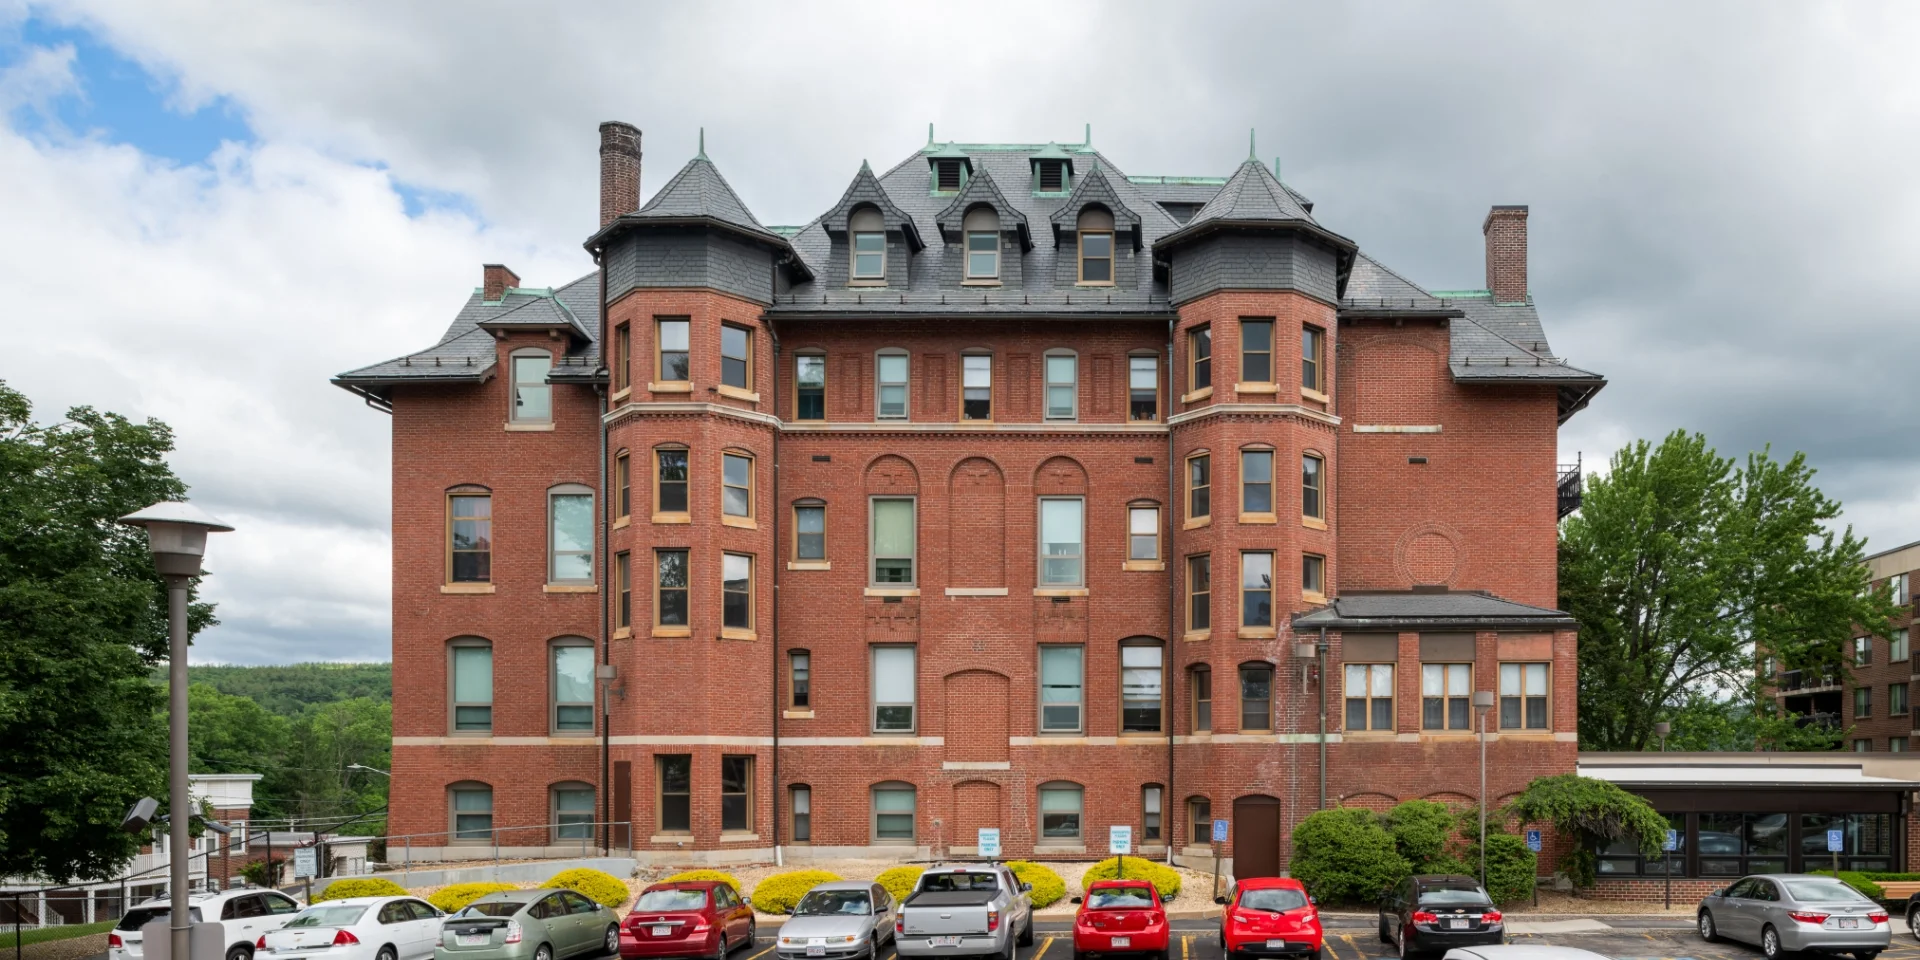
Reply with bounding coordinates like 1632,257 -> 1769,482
549,638 -> 595,735
1043,350 -> 1079,421
872,645 -> 917,733
963,206 -> 1000,280
1128,504 -> 1161,561
547,484 -> 594,584
510,349 -> 553,423
870,496 -> 917,586
961,352 -> 993,421
1039,645 -> 1084,733
876,349 -> 910,420
1038,497 -> 1085,587
851,208 -> 886,281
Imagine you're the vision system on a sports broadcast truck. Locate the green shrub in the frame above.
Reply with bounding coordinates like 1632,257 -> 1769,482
544,868 -> 631,909
1472,834 -> 1536,904
1810,870 -> 1886,900
1006,861 -> 1066,908
751,870 -> 843,915
1080,857 -> 1181,899
1503,774 -> 1669,888
312,877 -> 408,903
1386,800 -> 1467,874
662,870 -> 744,893
1290,808 -> 1410,905
877,866 -> 924,902
430,883 -> 520,913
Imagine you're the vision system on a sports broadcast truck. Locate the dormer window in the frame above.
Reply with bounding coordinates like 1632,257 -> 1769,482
963,206 -> 1000,280
850,207 -> 885,281
1077,207 -> 1115,285
935,160 -> 965,192
1038,161 -> 1067,192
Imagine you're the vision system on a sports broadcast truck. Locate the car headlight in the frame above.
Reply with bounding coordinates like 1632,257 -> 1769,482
827,936 -> 860,945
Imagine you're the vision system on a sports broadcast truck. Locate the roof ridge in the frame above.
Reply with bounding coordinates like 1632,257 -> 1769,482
1361,253 -> 1435,297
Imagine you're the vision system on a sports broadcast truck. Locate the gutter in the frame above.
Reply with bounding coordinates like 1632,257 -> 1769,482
770,323 -> 783,868
596,252 -> 613,856
1165,325 -> 1176,866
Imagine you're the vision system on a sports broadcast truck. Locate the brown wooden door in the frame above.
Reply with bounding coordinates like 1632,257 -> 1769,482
1233,795 -> 1282,880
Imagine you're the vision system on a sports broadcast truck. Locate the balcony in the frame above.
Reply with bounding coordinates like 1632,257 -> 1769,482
1557,457 -> 1583,519
1777,670 -> 1842,693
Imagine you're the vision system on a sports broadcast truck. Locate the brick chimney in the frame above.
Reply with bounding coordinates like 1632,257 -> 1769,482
1482,204 -> 1529,303
599,121 -> 642,228
482,263 -> 519,301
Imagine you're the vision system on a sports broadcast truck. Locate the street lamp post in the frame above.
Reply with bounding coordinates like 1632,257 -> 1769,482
1654,721 -> 1671,752
346,764 -> 391,777
1472,690 -> 1496,890
121,502 -> 232,960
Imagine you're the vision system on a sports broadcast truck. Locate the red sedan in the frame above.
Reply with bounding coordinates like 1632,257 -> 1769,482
621,881 -> 756,959
1216,878 -> 1324,960
1071,880 -> 1171,960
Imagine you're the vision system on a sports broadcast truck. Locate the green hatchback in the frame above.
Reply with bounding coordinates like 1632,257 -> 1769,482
437,889 -> 620,960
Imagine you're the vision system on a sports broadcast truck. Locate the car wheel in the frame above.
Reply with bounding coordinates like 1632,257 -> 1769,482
1856,951 -> 1881,960
1379,914 -> 1393,944
226,945 -> 252,960
535,945 -> 553,960
1018,918 -> 1034,948
377,947 -> 397,960
604,925 -> 620,957
747,919 -> 757,946
1761,925 -> 1783,960
1698,910 -> 1720,943
711,935 -> 727,960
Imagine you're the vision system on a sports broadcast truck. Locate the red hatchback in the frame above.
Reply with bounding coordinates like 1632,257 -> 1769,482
1216,878 -> 1323,960
1071,880 -> 1171,960
621,882 -> 756,960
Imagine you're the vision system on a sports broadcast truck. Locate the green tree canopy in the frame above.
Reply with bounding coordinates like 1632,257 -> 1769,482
187,682 -> 291,778
1561,430 -> 1896,751
0,380 -> 213,880
1505,773 -> 1671,886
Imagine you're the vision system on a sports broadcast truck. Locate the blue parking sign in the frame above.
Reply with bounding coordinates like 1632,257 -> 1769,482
1828,829 -> 1844,852
1663,829 -> 1678,852
1525,830 -> 1542,853
1212,818 -> 1228,843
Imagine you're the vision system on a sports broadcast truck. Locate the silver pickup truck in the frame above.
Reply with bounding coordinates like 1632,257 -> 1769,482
894,864 -> 1034,960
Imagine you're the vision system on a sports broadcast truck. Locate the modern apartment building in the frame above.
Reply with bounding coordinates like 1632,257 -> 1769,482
1779,541 -> 1918,751
335,122 -> 1604,877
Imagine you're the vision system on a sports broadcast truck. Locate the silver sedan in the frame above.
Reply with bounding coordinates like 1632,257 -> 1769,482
1697,874 -> 1890,960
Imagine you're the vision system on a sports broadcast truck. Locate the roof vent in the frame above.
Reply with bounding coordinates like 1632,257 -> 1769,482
1030,142 -> 1075,194
927,142 -> 972,193
1038,162 -> 1066,192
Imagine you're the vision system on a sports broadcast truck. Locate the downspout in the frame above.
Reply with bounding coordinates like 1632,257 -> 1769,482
770,326 -> 783,868
1318,626 -> 1328,811
1165,325 -> 1177,866
597,251 -> 612,855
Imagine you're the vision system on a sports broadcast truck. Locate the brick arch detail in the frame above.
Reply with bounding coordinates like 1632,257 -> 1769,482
943,669 -> 1009,763
949,457 -> 1007,588
1422,791 -> 1476,806
865,454 -> 919,493
1341,792 -> 1399,812
1033,456 -> 1088,495
1394,522 -> 1465,587
953,780 -> 1003,852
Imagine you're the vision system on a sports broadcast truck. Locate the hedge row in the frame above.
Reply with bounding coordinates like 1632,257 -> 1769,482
750,870 -> 844,915
1290,803 -> 1536,905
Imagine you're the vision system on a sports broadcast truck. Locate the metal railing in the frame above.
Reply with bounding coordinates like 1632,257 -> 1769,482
1778,670 -> 1842,692
1557,457 -> 1583,519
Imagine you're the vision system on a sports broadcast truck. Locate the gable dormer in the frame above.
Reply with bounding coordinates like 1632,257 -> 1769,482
934,168 -> 1031,251
926,142 -> 973,194
1029,142 -> 1075,195
820,161 -> 923,287
1048,162 -> 1142,250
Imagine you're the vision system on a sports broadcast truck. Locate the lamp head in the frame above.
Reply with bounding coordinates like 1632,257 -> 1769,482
1654,721 -> 1672,738
120,501 -> 233,577
1292,642 -> 1319,660
1471,690 -> 1496,712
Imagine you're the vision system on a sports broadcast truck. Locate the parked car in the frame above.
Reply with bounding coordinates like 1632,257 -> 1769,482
1377,875 -> 1504,959
259,896 -> 446,960
112,888 -> 306,960
1215,877 -> 1322,960
437,889 -> 619,960
1439,947 -> 1614,960
621,880 -> 756,959
1697,874 -> 1889,960
775,881 -> 896,960
1070,879 -> 1170,960
894,864 -> 1034,960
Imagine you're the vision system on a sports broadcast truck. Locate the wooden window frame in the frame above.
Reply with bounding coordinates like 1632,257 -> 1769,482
793,500 -> 827,562
1128,353 -> 1160,421
961,352 -> 993,422
1498,661 -> 1550,731
509,348 -> 553,424
550,781 -> 595,843
1120,639 -> 1165,735
1038,644 -> 1085,734
546,484 -> 595,586
1187,554 -> 1211,633
789,650 -> 811,709
448,782 -> 493,844
1185,452 -> 1211,525
654,548 -> 690,634
966,232 -> 1000,279
653,446 -> 690,522
446,489 -> 492,585
869,496 -> 917,587
719,755 -> 754,834
1077,231 -> 1115,286
1344,662 -> 1394,732
656,754 -> 692,835
656,318 -> 690,383
1240,551 -> 1275,630
615,451 -> 631,522
549,637 -> 595,736
720,322 -> 753,391
1238,662 -> 1274,732
789,784 -> 812,844
1127,502 -> 1161,562
1191,666 -> 1212,733
448,638 -> 493,735
1302,324 -> 1326,395
875,349 -> 910,420
1302,453 -> 1325,522
1302,553 -> 1326,600
721,450 -> 755,524
721,552 -> 754,635
794,353 -> 827,421
1240,318 -> 1274,384
615,552 -> 631,632
871,781 -> 917,843
1043,350 -> 1079,421
1240,448 -> 1275,521
1038,781 -> 1085,841
871,644 -> 917,734
1188,326 -> 1212,392
1188,797 -> 1211,848
613,323 -> 631,393
1421,663 -> 1474,731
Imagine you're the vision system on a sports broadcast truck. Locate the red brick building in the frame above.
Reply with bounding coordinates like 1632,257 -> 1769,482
1777,540 -> 1917,753
335,123 -> 1605,877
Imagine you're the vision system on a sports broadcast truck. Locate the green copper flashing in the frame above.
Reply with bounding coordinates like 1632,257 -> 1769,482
1249,128 -> 1256,161
926,141 -> 971,160
1127,175 -> 1228,185
766,225 -> 803,237
696,127 -> 706,160
1428,289 -> 1492,299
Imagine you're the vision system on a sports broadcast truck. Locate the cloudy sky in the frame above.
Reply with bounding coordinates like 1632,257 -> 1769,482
4,1 -> 1916,664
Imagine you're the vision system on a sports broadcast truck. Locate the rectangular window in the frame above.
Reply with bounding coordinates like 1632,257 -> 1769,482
452,787 -> 493,840
720,324 -> 751,389
967,231 -> 999,279
656,448 -> 689,516
1143,786 -> 1163,842
548,490 -> 593,583
1129,355 -> 1158,421
722,452 -> 753,520
1241,552 -> 1274,627
1302,553 -> 1326,597
1039,497 -> 1085,586
876,353 -> 909,419
655,549 -> 689,628
1499,662 -> 1549,730
1189,327 -> 1211,391
794,504 -> 826,560
720,755 -> 752,832
1079,232 -> 1113,284
1855,738 -> 1873,753
1039,645 -> 1084,732
1345,663 -> 1394,732
790,651 -> 810,708
1855,636 -> 1872,666
1893,628 -> 1910,662
448,493 -> 491,583
872,646 -> 917,732
512,353 -> 552,422
616,452 -> 631,520
554,786 -> 593,841
1422,664 -> 1472,731
552,644 -> 594,732
1192,667 -> 1212,732
722,553 -> 752,631
1241,320 -> 1273,383
871,498 -> 916,585
1892,682 -> 1909,716
1187,454 -> 1211,521
1121,644 -> 1164,733
1129,505 -> 1160,560
790,785 -> 812,842
657,755 -> 691,833
1892,737 -> 1910,753
1303,454 -> 1324,520
613,323 -> 631,392
1045,354 -> 1078,420
1856,686 -> 1873,718
1188,554 -> 1211,632
1040,785 -> 1084,839
657,319 -> 690,382
1302,325 -> 1325,393
962,354 -> 992,420
853,232 -> 885,278
451,645 -> 492,732
1239,664 -> 1273,731
1890,572 -> 1909,605
874,786 -> 916,840
1190,799 -> 1211,847
796,354 -> 826,420
615,552 -> 631,631
1241,450 -> 1273,515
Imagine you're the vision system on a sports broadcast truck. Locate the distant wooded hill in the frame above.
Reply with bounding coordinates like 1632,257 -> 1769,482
155,662 -> 392,717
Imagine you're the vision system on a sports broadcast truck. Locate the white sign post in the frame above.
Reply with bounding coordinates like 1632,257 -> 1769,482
978,828 -> 1001,859
1110,825 -> 1133,881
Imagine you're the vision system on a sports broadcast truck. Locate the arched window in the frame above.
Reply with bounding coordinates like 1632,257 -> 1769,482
850,207 -> 885,281
551,781 -> 594,842
547,483 -> 594,584
449,782 -> 493,842
872,781 -> 916,842
654,444 -> 689,519
550,636 -> 594,735
1077,207 -> 1115,285
1120,639 -> 1165,734
448,637 -> 492,734
1238,662 -> 1275,731
1038,782 -> 1084,841
963,206 -> 1000,280
509,348 -> 552,423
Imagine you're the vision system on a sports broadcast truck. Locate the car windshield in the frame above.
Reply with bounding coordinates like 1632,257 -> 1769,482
920,872 -> 998,892
1417,882 -> 1490,905
456,902 -> 527,918
1088,888 -> 1157,910
795,892 -> 872,916
1784,880 -> 1873,903
117,907 -> 203,931
1240,889 -> 1308,912
286,906 -> 369,928
636,890 -> 709,912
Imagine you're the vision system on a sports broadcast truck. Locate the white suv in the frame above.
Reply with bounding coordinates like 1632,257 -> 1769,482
111,889 -> 305,960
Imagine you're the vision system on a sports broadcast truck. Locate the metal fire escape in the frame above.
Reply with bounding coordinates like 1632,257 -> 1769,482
1557,453 -> 1583,519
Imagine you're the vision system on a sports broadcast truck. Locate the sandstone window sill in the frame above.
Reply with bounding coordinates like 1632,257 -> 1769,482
1122,560 -> 1167,572
1342,731 -> 1399,742
651,626 -> 692,639
1234,382 -> 1278,396
865,587 -> 921,598
504,421 -> 555,432
848,279 -> 888,288
1238,627 -> 1278,640
788,560 -> 832,571
647,381 -> 693,394
783,709 -> 815,719
719,833 -> 761,843
441,583 -> 495,595
613,516 -> 631,530
946,587 -> 1009,596
611,387 -> 632,403
543,584 -> 598,593
1183,629 -> 1211,643
1182,516 -> 1212,530
653,513 -> 691,525
720,627 -> 758,641
1302,516 -> 1328,531
1302,386 -> 1331,404
1239,512 -> 1277,525
960,279 -> 1003,287
612,627 -> 632,640
721,515 -> 759,530
715,384 -> 760,403
647,834 -> 694,844
1302,590 -> 1327,605
1180,386 -> 1214,404
1034,588 -> 1089,597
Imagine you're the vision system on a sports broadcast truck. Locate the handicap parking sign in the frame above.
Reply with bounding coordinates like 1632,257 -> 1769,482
1663,829 -> 1678,852
1525,829 -> 1542,853
978,828 -> 1001,858
1213,818 -> 1229,843
1828,829 -> 1844,852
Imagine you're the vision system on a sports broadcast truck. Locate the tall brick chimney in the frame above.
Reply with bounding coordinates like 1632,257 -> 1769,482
599,121 -> 642,228
1482,204 -> 1529,303
482,263 -> 519,301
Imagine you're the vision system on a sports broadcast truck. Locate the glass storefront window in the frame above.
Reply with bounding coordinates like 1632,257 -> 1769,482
1799,813 -> 1894,872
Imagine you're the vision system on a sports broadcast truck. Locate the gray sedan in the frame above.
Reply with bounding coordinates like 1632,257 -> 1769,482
775,882 -> 897,960
1697,874 -> 1890,960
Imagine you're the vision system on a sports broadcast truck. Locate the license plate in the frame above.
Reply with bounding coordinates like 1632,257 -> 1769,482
1265,941 -> 1286,950
930,937 -> 962,948
652,926 -> 674,937
1838,918 -> 1860,929
457,935 -> 488,946
1449,920 -> 1468,930
806,949 -> 825,957
1111,938 -> 1130,949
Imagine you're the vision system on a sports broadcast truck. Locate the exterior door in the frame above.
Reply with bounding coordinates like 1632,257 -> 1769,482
1232,796 -> 1282,880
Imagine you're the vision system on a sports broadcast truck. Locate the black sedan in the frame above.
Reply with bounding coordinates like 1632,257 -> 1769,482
1378,875 -> 1506,959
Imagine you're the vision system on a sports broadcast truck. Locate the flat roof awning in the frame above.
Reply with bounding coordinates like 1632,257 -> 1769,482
1579,753 -> 1920,791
